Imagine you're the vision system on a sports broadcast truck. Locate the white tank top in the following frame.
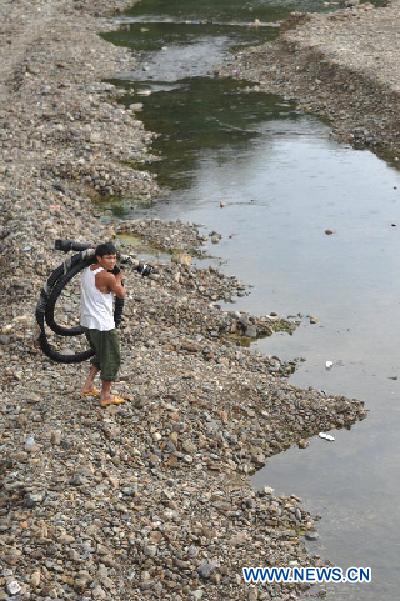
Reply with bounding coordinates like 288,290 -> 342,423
80,266 -> 115,331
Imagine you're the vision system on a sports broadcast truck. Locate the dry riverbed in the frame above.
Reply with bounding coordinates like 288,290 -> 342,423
0,1 -> 366,600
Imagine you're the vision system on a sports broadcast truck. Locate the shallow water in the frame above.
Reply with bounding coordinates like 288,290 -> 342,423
104,1 -> 398,599
121,0 -> 385,21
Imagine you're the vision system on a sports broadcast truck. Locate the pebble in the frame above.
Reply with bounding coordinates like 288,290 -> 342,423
6,582 -> 21,596
198,562 -> 216,579
305,531 -> 319,541
24,435 -> 36,452
50,430 -> 62,445
30,571 -> 41,587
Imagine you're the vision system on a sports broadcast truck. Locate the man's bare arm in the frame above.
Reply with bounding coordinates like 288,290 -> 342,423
109,272 -> 126,299
97,271 -> 126,299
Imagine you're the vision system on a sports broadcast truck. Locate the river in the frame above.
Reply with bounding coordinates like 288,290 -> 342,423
103,1 -> 397,599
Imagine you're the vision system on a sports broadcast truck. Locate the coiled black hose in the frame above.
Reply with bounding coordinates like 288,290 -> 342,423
35,250 -> 124,364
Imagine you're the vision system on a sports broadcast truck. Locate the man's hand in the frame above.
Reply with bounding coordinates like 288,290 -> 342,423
111,272 -> 126,299
114,272 -> 125,288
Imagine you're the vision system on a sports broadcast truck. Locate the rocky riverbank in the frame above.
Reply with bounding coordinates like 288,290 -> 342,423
1,1 -> 366,600
223,0 -> 400,162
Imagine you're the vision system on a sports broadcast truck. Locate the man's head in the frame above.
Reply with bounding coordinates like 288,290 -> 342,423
95,242 -> 117,271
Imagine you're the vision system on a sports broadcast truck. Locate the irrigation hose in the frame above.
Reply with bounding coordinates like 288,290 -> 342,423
35,250 -> 125,364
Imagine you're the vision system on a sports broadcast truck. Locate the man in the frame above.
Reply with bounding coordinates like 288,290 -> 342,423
80,242 -> 126,407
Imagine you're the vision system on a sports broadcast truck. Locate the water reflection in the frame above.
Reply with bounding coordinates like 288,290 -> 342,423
122,0 -> 386,22
113,78 -> 297,190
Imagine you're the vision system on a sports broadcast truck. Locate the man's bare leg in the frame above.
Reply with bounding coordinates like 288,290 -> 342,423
101,380 -> 112,402
81,365 -> 99,394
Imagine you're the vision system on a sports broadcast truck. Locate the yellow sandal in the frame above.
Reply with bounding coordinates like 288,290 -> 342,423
81,387 -> 100,398
100,396 -> 126,407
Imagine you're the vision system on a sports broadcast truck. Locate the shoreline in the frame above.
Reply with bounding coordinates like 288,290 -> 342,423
0,2 -> 366,599
222,1 -> 400,163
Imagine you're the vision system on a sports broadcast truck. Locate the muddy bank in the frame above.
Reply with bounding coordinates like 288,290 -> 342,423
222,1 -> 400,161
1,1 -> 366,600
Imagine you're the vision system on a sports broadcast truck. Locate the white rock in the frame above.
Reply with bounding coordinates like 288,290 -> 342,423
319,432 -> 335,441
30,571 -> 41,587
24,434 -> 36,452
7,581 -> 22,595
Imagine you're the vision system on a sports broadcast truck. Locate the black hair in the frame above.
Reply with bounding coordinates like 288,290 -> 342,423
95,242 -> 117,258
